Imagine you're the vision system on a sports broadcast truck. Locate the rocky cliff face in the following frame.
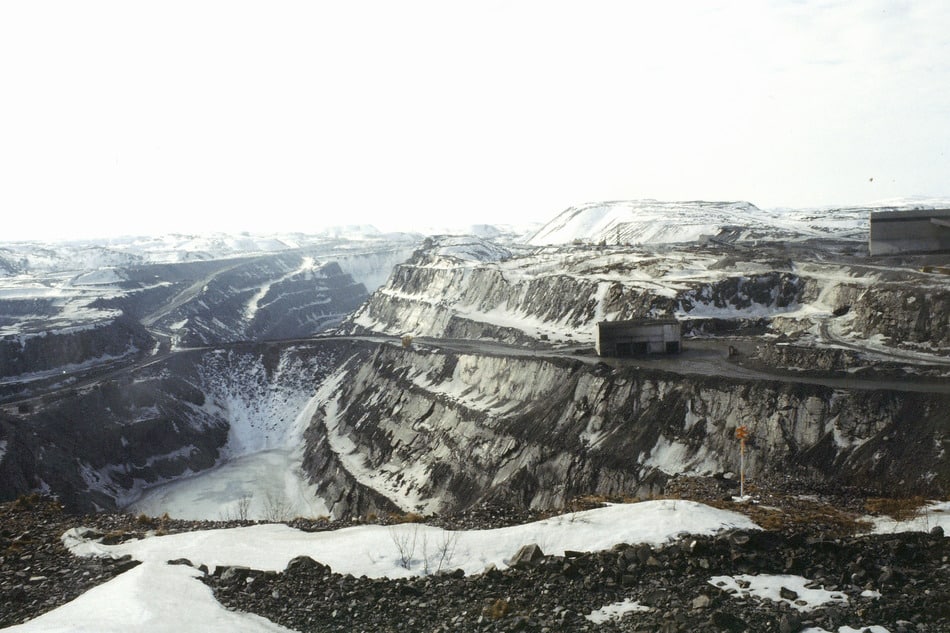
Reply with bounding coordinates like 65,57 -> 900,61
0,341 -> 352,512
346,240 -> 950,356
301,344 -> 950,518
2,239 -> 418,366
848,282 -> 950,348
140,254 -> 370,347
0,355 -> 223,512
0,315 -> 154,379
3,233 -> 947,522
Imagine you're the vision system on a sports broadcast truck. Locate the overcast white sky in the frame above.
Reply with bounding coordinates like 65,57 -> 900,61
1,1 -> 948,240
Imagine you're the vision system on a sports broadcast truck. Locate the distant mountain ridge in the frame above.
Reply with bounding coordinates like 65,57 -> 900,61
0,229 -> 419,277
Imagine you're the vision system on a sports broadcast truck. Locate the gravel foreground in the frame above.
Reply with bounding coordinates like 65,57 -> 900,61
1,492 -> 948,632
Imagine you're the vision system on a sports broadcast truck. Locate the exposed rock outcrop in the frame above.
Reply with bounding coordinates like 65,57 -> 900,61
302,345 -> 950,518
0,315 -> 154,379
139,254 -> 371,346
0,341 -> 354,513
849,284 -> 950,348
345,241 -> 950,356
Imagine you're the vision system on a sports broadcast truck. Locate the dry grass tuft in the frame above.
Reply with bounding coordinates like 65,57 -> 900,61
389,511 -> 425,524
864,496 -> 929,521
483,598 -> 510,620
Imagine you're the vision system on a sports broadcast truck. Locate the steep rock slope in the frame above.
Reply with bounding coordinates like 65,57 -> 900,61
0,314 -> 154,380
0,341 -> 353,513
1,236 -> 418,377
302,344 -> 950,518
345,239 -> 950,355
137,254 -> 369,346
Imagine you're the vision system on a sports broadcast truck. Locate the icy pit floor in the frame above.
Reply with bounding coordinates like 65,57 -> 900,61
126,448 -> 330,521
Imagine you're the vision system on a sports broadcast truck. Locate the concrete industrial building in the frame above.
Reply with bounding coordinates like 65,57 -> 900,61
869,209 -> 950,256
596,319 -> 681,357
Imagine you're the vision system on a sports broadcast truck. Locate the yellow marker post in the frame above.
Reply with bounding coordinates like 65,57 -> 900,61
735,425 -> 749,498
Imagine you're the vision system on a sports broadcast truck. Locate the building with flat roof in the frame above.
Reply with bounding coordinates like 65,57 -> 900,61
596,319 -> 681,357
869,209 -> 950,256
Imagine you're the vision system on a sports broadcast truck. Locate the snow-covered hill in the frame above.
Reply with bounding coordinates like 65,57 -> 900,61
425,235 -> 515,262
527,198 -> 950,246
528,200 -> 764,246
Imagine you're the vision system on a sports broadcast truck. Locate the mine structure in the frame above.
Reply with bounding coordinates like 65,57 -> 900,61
595,318 -> 682,357
869,208 -> 950,255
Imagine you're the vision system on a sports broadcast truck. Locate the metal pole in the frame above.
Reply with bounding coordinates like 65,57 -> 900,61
739,438 -> 745,498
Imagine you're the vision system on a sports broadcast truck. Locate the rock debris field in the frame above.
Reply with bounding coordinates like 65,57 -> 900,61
1,492 -> 949,633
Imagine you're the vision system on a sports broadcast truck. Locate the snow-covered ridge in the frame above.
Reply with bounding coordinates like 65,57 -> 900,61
528,198 -> 950,246
529,200 -> 764,246
0,235 -> 419,350
0,501 -> 753,633
0,229 -> 420,276
426,235 -> 515,263
348,246 -> 806,346
64,501 -> 758,577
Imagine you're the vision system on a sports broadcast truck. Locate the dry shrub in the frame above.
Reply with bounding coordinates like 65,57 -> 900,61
706,495 -> 872,537
390,511 -> 425,524
483,598 -> 509,620
6,494 -> 62,517
101,530 -> 128,545
12,493 -> 42,510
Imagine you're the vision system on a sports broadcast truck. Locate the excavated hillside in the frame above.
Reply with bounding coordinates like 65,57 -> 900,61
311,236 -> 949,518
1,232 -> 947,521
345,238 -> 950,354
301,342 -> 950,519
0,341 -> 355,513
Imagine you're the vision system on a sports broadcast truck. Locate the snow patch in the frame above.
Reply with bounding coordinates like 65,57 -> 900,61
65,500 -> 759,578
46,501 -> 756,632
709,573 -> 848,612
585,598 -> 651,623
643,435 -> 719,476
801,627 -> 892,633
867,501 -> 950,535
1,561 -> 295,633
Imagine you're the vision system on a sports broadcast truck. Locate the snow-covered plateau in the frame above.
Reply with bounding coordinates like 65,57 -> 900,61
0,202 -> 948,631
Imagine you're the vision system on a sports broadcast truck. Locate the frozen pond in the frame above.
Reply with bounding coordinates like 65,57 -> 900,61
127,448 -> 330,521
